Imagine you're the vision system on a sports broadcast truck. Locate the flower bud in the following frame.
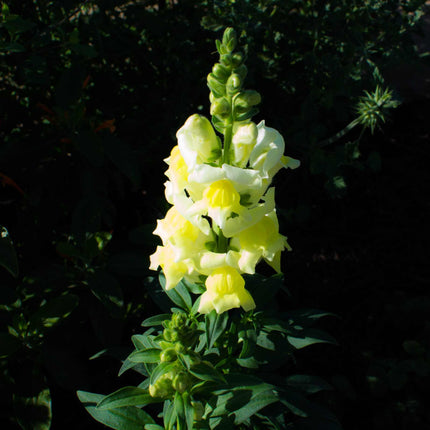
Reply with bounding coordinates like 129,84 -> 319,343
220,54 -> 232,67
163,328 -> 173,341
231,52 -> 244,68
210,97 -> 231,117
173,371 -> 191,393
207,73 -> 225,97
235,64 -> 247,81
149,373 -> 174,398
222,27 -> 237,53
177,114 -> 222,169
174,342 -> 187,354
172,312 -> 187,329
212,63 -> 230,82
230,122 -> 258,167
234,91 -> 261,110
160,348 -> 177,362
226,73 -> 242,95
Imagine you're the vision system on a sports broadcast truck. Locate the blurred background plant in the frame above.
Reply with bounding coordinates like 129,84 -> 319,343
1,0 -> 429,429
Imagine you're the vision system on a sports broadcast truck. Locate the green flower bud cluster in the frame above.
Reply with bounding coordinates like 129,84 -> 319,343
162,312 -> 199,348
207,28 -> 261,136
149,313 -> 201,399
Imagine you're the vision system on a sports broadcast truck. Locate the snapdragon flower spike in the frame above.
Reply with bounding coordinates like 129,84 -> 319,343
150,28 -> 299,314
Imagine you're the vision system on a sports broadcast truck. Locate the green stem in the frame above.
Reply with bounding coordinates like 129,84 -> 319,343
318,117 -> 360,148
221,95 -> 234,164
217,229 -> 228,253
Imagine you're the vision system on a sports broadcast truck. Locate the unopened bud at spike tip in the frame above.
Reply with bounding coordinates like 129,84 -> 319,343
222,27 -> 237,53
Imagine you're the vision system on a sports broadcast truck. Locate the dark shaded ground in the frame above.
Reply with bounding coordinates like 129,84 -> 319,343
282,98 -> 430,429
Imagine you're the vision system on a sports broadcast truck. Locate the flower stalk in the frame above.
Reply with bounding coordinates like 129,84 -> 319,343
150,27 -> 300,315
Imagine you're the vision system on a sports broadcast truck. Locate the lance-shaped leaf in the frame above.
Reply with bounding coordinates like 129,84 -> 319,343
287,328 -> 337,349
128,348 -> 161,364
141,314 -> 171,327
159,273 -> 192,311
189,361 -> 225,383
96,387 -> 161,410
77,391 -> 155,429
205,310 -> 229,349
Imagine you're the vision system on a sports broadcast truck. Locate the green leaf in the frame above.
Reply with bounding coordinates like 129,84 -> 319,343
128,348 -> 161,364
280,389 -> 337,421
238,328 -> 257,358
174,392 -> 185,428
97,387 -> 161,409
159,273 -> 192,311
0,332 -> 21,358
29,294 -> 79,329
14,387 -> 51,430
285,309 -> 338,325
163,399 -> 177,430
118,358 -> 148,377
141,314 -> 171,327
205,311 -> 228,349
131,334 -> 160,350
207,376 -> 278,424
287,328 -> 337,349
189,361 -> 225,382
77,390 -> 155,429
236,357 -> 262,369
183,393 -> 194,430
145,425 -> 164,430
0,232 -> 19,277
285,375 -> 332,394
233,386 -> 278,424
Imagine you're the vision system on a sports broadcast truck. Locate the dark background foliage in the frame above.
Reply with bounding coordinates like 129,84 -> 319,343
1,1 -> 429,429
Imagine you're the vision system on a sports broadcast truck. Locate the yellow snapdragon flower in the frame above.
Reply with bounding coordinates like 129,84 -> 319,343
230,210 -> 291,273
153,206 -> 214,261
198,266 -> 255,314
149,244 -> 194,290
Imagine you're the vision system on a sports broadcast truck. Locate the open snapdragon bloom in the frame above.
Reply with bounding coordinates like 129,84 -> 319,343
198,266 -> 255,314
150,113 -> 299,314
